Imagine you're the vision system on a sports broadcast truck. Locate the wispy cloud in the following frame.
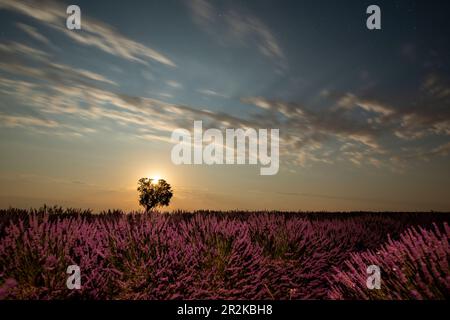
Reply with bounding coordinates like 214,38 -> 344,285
0,41 -> 49,60
158,92 -> 173,99
2,49 -> 449,171
225,10 -> 286,67
197,89 -> 228,98
337,93 -> 395,116
0,10 -> 449,173
0,41 -> 117,86
242,87 -> 450,169
16,22 -> 50,45
166,80 -> 183,89
1,35 -> 449,171
0,0 -> 176,67
0,113 -> 58,128
186,0 -> 286,70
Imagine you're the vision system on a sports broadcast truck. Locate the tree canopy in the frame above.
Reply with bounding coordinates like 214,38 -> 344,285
137,178 -> 173,212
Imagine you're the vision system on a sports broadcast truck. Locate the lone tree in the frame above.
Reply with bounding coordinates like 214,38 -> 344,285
137,178 -> 173,212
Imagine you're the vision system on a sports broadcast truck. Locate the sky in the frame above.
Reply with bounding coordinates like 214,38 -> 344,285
0,0 -> 449,212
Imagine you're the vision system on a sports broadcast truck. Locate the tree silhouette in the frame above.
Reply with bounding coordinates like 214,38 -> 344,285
137,178 -> 173,212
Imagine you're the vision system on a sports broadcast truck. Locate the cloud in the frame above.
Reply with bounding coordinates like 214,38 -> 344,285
423,74 -> 450,100
225,10 -> 285,66
16,22 -> 50,45
0,41 -> 49,60
0,0 -> 176,67
2,66 -> 449,170
166,80 -> 182,89
0,41 -> 117,86
241,88 -> 450,169
197,89 -> 228,98
242,96 -> 384,151
187,0 -> 216,26
431,142 -> 450,157
2,37 -> 449,171
391,74 -> 450,140
0,29 -> 448,172
327,83 -> 450,144
0,113 -> 58,128
0,54 -> 254,142
186,0 -> 286,70
337,93 -> 395,116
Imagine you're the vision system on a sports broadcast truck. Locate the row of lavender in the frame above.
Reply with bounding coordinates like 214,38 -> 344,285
0,208 -> 448,299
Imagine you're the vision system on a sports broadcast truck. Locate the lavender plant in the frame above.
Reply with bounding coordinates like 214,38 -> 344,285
0,208 -> 448,299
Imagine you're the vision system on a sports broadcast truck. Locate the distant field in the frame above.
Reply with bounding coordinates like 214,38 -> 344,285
0,207 -> 448,300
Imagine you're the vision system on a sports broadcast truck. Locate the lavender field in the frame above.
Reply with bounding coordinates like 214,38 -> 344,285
0,207 -> 448,300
